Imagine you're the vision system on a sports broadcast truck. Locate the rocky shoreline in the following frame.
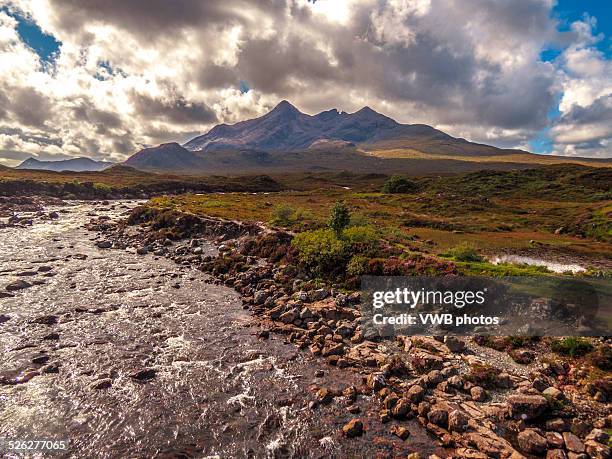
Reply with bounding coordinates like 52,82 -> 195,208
78,203 -> 612,458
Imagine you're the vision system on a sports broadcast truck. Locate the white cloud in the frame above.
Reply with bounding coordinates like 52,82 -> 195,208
0,0 -> 609,165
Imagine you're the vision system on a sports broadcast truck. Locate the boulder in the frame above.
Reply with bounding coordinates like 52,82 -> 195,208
342,419 -> 363,437
6,280 -> 32,291
518,429 -> 547,455
563,432 -> 585,453
507,394 -> 548,420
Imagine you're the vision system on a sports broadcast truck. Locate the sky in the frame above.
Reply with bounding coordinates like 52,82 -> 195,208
0,0 -> 610,166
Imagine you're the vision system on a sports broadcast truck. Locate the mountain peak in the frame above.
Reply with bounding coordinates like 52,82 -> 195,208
268,100 -> 302,116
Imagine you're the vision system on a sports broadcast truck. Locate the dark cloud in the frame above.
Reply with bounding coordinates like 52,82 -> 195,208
130,90 -> 218,125
10,87 -> 53,128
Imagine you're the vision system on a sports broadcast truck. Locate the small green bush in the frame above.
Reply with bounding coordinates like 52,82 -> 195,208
445,243 -> 483,262
347,255 -> 369,276
551,337 -> 593,357
343,225 -> 379,255
270,204 -> 295,227
382,175 -> 418,194
328,201 -> 350,236
291,228 -> 348,275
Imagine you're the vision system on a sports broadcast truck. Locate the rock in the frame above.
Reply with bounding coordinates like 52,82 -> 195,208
96,241 -> 112,249
347,405 -> 360,414
448,410 -> 469,432
392,398 -> 410,419
383,393 -> 399,409
136,246 -> 148,255
279,309 -> 298,324
342,419 -> 363,437
321,342 -> 344,357
31,314 -> 58,325
0,314 -> 10,324
518,429 -> 547,455
48,211 -> 59,219
316,388 -> 333,404
511,349 -> 536,364
427,407 -> 448,428
391,425 -> 410,440
546,418 -> 569,432
310,288 -> 329,301
563,432 -> 585,453
90,378 -> 112,390
543,386 -> 563,400
314,369 -> 324,378
130,368 -> 156,381
547,450 -> 568,459
444,336 -> 465,353
546,431 -> 565,448
471,386 -> 487,402
406,384 -> 425,403
6,280 -> 32,291
507,394 -> 548,420
586,429 -> 610,444
379,409 -> 391,423
585,440 -> 611,459
366,373 -> 386,392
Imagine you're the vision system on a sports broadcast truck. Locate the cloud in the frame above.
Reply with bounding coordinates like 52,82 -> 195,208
0,0 -> 609,165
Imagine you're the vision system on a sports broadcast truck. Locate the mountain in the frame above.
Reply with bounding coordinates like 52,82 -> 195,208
16,157 -> 114,172
182,100 -> 512,156
124,101 -> 610,174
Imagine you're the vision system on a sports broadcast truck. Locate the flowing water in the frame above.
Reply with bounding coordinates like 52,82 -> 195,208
0,201 -> 439,458
489,254 -> 587,273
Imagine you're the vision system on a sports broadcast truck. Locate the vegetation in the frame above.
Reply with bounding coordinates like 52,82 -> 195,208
382,175 -> 417,194
551,337 -> 594,357
442,243 -> 484,262
328,201 -> 351,236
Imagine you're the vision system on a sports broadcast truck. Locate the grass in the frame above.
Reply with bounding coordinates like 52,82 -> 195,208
551,337 -> 594,357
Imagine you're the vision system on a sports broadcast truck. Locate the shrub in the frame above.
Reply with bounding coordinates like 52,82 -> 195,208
589,345 -> 612,371
291,228 -> 348,276
445,243 -> 483,262
328,201 -> 350,236
382,175 -> 418,194
347,255 -> 369,277
551,337 -> 593,357
343,225 -> 379,255
270,204 -> 295,227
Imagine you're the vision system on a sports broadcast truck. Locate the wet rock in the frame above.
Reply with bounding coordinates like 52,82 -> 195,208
563,432 -> 585,453
444,336 -> 465,353
6,280 -> 32,291
342,419 -> 363,438
96,241 -> 112,249
366,373 -> 386,392
406,384 -> 425,404
543,386 -> 563,400
130,368 -> 156,381
391,398 -> 410,419
585,440 -> 611,459
315,388 -> 333,404
518,429 -> 547,455
391,425 -> 410,440
427,407 -> 448,428
448,410 -> 469,432
31,315 -> 58,325
507,394 -> 548,420
470,386 -> 487,402
547,449 -> 568,459
90,378 -> 112,390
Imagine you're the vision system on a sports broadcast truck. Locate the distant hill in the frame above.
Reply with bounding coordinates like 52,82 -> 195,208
124,100 -> 611,174
17,157 -> 114,172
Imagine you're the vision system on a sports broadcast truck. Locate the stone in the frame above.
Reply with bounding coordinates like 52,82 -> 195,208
448,410 -> 469,432
586,429 -> 610,444
321,342 -> 344,357
366,373 -> 386,392
470,386 -> 487,402
342,419 -> 363,437
392,398 -> 410,419
406,384 -> 425,404
391,425 -> 410,440
518,429 -> 547,455
130,368 -> 156,381
585,440 -> 611,459
316,388 -> 333,404
6,280 -> 32,291
543,386 -> 563,400
546,431 -> 565,448
563,432 -> 585,453
90,378 -> 112,390
427,407 -> 448,428
547,450 -> 568,459
96,240 -> 112,249
507,394 -> 548,420
444,336 -> 465,353
383,393 -> 399,409
379,409 -> 391,423
546,418 -> 569,432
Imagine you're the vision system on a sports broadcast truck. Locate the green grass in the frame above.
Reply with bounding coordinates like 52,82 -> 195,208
551,337 -> 594,357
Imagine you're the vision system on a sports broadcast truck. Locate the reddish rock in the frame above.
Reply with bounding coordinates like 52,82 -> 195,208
518,429 -> 547,455
342,419 -> 363,437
